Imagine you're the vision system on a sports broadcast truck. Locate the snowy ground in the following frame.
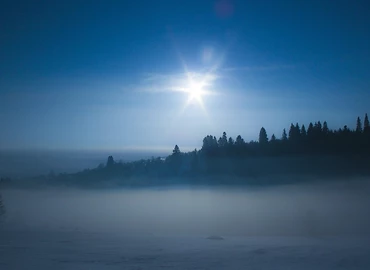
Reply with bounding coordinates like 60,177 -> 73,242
1,182 -> 370,269
0,229 -> 370,270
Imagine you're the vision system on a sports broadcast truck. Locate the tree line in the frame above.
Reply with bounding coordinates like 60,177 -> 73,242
47,113 -> 370,186
5,113 -> 369,188
201,113 -> 370,157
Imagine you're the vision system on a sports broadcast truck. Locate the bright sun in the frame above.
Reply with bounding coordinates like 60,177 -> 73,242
171,71 -> 216,113
186,81 -> 206,104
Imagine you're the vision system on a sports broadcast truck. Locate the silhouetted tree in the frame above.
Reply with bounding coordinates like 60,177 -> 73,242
259,127 -> 268,145
282,129 -> 288,141
166,145 -> 182,175
228,137 -> 234,145
317,121 -> 322,132
316,121 -> 322,133
307,122 -> 314,138
227,137 -> 235,154
218,132 -> 228,148
270,134 -> 276,141
288,124 -> 295,141
364,113 -> 369,134
295,123 -> 301,138
190,149 -> 199,175
202,135 -> 218,155
106,156 -> 114,167
356,117 -> 362,133
235,135 -> 244,146
173,145 -> 181,155
322,121 -> 328,133
301,125 -> 307,137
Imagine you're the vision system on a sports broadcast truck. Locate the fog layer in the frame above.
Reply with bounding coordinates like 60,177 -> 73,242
2,180 -> 370,237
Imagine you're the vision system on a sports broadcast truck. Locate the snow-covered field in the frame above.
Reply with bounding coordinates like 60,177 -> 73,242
1,181 -> 370,269
0,229 -> 369,269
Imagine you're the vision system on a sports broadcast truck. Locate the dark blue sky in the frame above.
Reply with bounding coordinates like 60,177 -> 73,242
1,0 -> 370,151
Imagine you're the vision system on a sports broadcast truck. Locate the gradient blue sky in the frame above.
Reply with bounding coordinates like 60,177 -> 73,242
1,0 -> 370,151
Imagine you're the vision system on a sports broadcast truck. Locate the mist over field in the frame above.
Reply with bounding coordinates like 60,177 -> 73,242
2,179 -> 370,236
1,179 -> 370,269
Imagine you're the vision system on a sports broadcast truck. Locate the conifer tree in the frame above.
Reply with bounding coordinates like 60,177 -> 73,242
213,136 -> 218,147
323,121 -> 329,135
317,121 -> 322,132
173,145 -> 181,155
307,122 -> 314,138
259,127 -> 268,144
295,123 -> 301,137
222,132 -> 228,145
218,132 -> 228,147
301,125 -> 307,137
202,135 -> 219,153
282,129 -> 288,141
228,137 -> 234,145
364,113 -> 369,134
190,149 -> 199,173
235,135 -> 244,146
288,123 -> 295,140
356,117 -> 362,133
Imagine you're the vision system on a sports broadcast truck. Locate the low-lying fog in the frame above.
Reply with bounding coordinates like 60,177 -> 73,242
1,179 -> 370,237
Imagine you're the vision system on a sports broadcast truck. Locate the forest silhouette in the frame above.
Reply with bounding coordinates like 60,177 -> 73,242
1,113 -> 370,188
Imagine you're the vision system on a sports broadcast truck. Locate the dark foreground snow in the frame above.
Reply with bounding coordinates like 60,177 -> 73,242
0,229 -> 369,270
1,182 -> 370,269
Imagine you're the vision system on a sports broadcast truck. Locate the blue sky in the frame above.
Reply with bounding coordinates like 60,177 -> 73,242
1,0 -> 370,151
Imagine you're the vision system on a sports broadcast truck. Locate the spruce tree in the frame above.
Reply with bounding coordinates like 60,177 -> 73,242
301,125 -> 307,137
228,137 -> 234,145
323,121 -> 329,135
364,113 -> 369,134
295,123 -> 301,139
307,122 -> 314,138
356,117 -> 362,133
282,129 -> 288,141
222,132 -> 228,146
173,145 -> 181,155
259,127 -> 268,144
288,124 -> 295,141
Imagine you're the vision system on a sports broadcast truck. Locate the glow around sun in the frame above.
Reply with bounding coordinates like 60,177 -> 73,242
186,81 -> 206,104
174,71 -> 216,112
